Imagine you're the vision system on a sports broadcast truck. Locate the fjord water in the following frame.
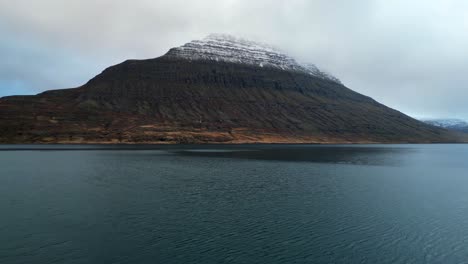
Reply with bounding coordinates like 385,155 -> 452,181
1,145 -> 468,263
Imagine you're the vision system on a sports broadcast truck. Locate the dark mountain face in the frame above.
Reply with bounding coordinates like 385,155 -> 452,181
0,35 -> 464,144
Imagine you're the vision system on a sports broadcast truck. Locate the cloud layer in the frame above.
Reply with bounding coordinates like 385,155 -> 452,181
1,0 -> 467,119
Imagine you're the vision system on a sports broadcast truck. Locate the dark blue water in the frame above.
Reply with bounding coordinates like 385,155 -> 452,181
1,144 -> 468,263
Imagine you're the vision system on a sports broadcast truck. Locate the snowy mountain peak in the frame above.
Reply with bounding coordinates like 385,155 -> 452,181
422,118 -> 468,127
165,34 -> 340,83
422,118 -> 468,133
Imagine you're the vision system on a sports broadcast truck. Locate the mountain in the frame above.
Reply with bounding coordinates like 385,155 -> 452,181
422,119 -> 468,133
0,34 -> 464,144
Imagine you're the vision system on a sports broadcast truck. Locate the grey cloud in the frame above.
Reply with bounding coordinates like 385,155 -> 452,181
0,0 -> 467,119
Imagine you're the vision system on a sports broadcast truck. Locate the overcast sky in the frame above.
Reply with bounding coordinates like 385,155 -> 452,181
1,0 -> 467,119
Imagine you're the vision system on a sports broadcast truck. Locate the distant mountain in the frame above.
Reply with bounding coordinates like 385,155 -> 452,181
0,34 -> 464,144
422,119 -> 468,133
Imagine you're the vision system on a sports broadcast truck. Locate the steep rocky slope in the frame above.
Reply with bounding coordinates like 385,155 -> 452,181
0,34 -> 463,143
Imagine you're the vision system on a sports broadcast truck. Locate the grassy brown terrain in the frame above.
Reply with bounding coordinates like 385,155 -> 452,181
0,56 -> 465,144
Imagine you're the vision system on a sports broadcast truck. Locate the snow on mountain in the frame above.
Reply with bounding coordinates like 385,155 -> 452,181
422,118 -> 468,133
423,119 -> 467,127
166,34 -> 340,83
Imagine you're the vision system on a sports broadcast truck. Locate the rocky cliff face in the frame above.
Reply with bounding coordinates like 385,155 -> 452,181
0,34 -> 463,144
